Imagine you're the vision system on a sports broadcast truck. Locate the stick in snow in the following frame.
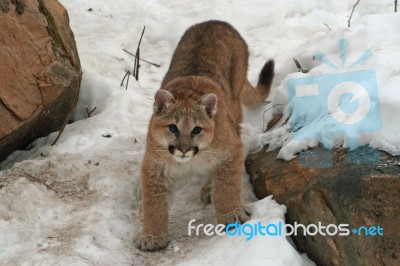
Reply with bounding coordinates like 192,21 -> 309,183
348,0 -> 361,28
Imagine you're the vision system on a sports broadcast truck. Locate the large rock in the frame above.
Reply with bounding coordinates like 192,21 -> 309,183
0,0 -> 81,162
246,145 -> 400,266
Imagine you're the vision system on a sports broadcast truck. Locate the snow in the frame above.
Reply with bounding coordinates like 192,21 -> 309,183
177,197 -> 311,266
1,0 -> 399,265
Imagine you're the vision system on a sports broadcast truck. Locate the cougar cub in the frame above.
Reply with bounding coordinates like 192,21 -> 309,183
135,20 -> 274,251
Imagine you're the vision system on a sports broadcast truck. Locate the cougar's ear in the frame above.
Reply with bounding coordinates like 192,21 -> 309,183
199,93 -> 218,118
154,89 -> 175,114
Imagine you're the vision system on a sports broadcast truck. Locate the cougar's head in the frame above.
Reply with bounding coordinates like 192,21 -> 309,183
150,89 -> 218,163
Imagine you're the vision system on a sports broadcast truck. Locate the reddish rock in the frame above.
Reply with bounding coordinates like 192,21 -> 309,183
0,0 -> 81,162
246,145 -> 400,266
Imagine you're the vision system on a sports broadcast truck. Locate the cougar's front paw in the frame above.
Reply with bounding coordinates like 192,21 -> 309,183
218,206 -> 252,225
134,232 -> 168,251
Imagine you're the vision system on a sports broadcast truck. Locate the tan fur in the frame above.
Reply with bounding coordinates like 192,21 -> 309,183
135,20 -> 274,251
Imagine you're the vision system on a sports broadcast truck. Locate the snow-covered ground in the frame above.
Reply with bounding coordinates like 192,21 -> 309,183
1,0 -> 399,265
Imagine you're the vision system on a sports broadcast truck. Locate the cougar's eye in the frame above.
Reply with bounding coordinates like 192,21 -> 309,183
191,127 -> 202,135
168,124 -> 179,134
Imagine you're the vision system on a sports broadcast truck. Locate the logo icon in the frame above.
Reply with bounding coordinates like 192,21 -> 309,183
286,39 -> 381,168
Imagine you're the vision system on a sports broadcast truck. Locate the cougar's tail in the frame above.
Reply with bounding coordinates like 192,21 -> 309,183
242,60 -> 274,107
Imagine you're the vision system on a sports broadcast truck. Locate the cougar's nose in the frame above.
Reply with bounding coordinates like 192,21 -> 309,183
177,144 -> 190,154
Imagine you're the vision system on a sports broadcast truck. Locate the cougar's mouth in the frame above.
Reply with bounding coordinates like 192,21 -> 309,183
174,155 -> 192,163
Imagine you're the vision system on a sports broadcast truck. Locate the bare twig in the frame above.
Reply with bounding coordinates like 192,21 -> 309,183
395,0 -> 398,12
133,26 -> 146,81
51,71 -> 83,146
293,58 -> 309,73
120,70 -> 130,90
262,104 -> 284,132
348,0 -> 361,28
85,105 -> 97,117
125,71 -> 130,90
324,23 -> 331,31
120,26 -> 151,88
123,49 -> 160,68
